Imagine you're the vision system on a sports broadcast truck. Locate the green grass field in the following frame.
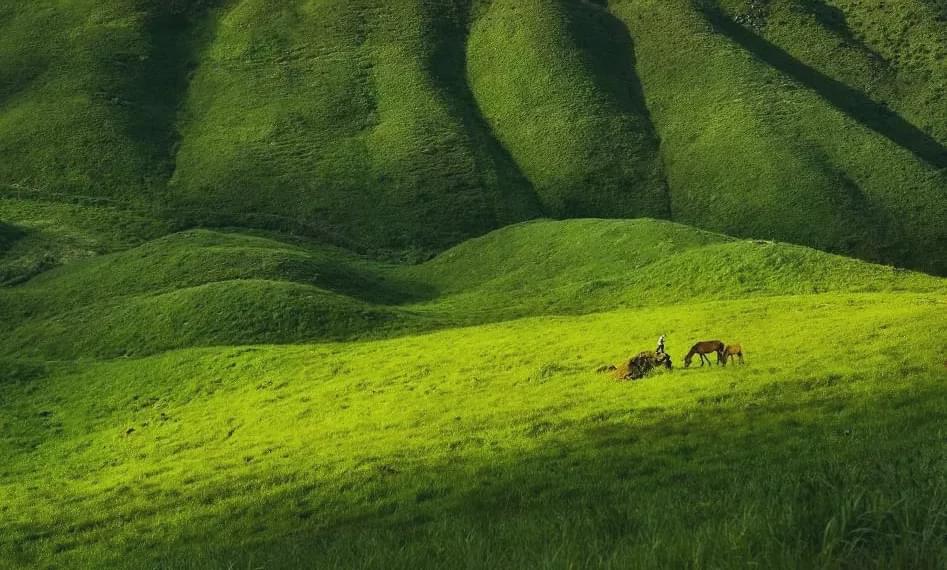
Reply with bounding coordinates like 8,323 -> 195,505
2,1 -> 947,567
2,197 -> 946,568
2,292 -> 945,568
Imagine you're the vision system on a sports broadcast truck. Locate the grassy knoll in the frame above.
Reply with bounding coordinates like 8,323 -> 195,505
400,218 -> 944,316
0,198 -> 169,286
1,292 -> 944,568
1,218 -> 941,359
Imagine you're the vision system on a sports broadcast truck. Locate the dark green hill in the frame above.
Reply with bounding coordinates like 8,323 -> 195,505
0,0 -> 945,270
611,0 -> 947,271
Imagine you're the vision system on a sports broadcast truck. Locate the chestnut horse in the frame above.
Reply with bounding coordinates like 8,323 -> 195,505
684,340 -> 724,368
721,344 -> 745,366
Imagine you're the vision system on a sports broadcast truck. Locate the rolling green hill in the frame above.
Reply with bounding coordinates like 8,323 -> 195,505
1,199 -> 942,359
1,0 -> 944,270
1,198 -> 946,567
2,2 -> 947,567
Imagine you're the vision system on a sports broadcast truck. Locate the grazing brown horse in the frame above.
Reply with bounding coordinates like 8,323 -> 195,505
684,340 -> 725,368
721,344 -> 745,366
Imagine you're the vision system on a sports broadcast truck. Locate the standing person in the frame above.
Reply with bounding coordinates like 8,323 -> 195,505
656,334 -> 666,355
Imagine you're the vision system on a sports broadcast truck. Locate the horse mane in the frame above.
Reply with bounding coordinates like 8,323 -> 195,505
683,347 -> 697,364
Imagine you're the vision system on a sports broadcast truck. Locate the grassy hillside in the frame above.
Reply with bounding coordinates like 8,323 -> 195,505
1,213 -> 941,360
0,198 -> 169,286
169,0 -> 542,252
1,0 -> 944,270
768,0 -> 947,143
466,0 -> 668,216
401,218 -> 944,314
2,292 -> 945,568
610,0 -> 947,271
2,3 -> 947,563
2,192 -> 946,567
0,1 -> 213,201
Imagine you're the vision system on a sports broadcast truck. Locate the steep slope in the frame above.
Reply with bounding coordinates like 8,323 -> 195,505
0,1 -> 216,201
169,0 -> 541,253
466,0 -> 669,217
0,0 -> 944,270
0,1 -> 542,254
610,0 -> 947,273
806,0 -> 947,143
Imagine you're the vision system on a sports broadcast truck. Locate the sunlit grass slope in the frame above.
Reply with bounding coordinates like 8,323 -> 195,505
1,216 -> 941,359
1,293 -> 945,568
1,198 -> 945,567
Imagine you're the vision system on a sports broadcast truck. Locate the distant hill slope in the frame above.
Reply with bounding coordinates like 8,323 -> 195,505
1,203 -> 941,359
0,1 -> 945,270
466,0 -> 669,217
610,0 -> 947,272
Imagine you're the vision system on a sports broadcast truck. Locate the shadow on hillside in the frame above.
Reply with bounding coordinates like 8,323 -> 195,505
564,1 -> 672,217
566,1 -> 653,127
0,221 -> 25,254
127,3 -> 229,183
699,5 -> 947,170
35,377 -> 946,568
426,2 -> 546,226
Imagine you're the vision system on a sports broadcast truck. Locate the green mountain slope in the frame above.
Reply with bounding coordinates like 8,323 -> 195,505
3,3 -> 947,567
169,0 -> 542,251
466,0 -> 668,216
1,0 -> 944,270
0,1 -> 211,202
1,204 -> 941,359
610,0 -> 947,269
